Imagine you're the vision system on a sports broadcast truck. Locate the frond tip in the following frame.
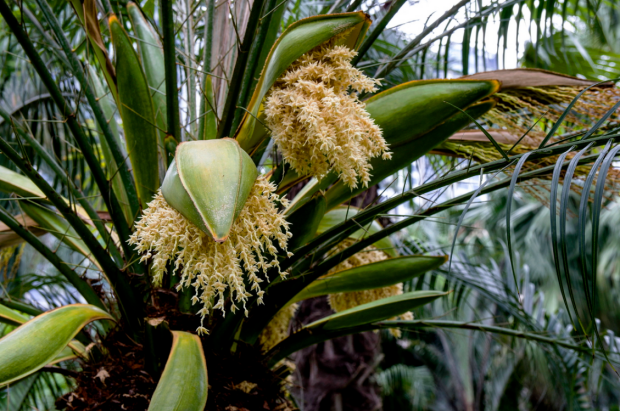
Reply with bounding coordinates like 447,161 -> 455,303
129,177 -> 292,334
264,38 -> 390,189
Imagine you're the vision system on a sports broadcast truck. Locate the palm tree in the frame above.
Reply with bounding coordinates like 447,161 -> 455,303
0,0 -> 619,409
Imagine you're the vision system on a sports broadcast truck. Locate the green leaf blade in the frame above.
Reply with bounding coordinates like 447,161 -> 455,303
295,255 -> 447,301
0,304 -> 112,387
148,331 -> 208,411
109,15 -> 159,207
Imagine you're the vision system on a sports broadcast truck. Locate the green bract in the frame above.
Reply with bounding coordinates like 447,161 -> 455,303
161,139 -> 258,242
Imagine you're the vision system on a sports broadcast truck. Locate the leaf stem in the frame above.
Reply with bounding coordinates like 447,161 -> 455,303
162,0 -> 182,141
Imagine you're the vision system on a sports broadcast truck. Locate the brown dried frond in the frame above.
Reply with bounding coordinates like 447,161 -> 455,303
484,86 -> 620,136
264,37 -> 390,189
129,177 -> 292,335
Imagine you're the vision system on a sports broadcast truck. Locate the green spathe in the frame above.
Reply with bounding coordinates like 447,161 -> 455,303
161,139 -> 258,242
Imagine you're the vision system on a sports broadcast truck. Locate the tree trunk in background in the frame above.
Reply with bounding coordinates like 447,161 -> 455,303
290,297 -> 382,411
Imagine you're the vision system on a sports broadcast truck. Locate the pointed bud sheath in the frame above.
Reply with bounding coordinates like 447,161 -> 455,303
161,139 -> 258,242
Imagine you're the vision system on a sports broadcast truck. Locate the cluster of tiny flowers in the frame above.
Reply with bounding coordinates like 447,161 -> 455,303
259,303 -> 299,351
264,38 -> 391,189
128,177 -> 292,335
326,239 -> 412,337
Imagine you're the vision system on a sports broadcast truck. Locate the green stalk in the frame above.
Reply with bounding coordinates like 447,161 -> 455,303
33,0 -> 140,228
267,319 -> 608,366
351,0 -> 407,66
307,153 -> 605,281
0,110 -> 123,264
11,0 -> 70,67
0,206 -> 106,311
229,0 -> 278,133
162,0 -> 182,142
197,0 -> 215,140
216,0 -> 268,138
344,0 -> 364,12
0,135 -> 143,331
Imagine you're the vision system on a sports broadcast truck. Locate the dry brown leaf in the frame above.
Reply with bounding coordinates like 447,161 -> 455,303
95,368 -> 110,384
461,68 -> 614,90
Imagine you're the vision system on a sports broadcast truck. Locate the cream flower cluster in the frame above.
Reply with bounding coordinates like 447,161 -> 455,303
326,239 -> 412,337
264,40 -> 390,189
129,177 -> 292,335
259,303 -> 298,351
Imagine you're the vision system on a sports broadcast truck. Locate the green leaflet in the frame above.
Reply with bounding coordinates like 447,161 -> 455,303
0,165 -> 95,221
2,373 -> 38,411
308,290 -> 448,330
1,345 -> 80,410
0,304 -> 113,386
235,12 -> 371,154
294,255 -> 447,301
127,2 -> 168,167
148,331 -> 208,411
109,15 -> 159,208
324,98 -> 498,210
316,206 -> 396,257
266,290 -> 448,365
162,140 -> 258,242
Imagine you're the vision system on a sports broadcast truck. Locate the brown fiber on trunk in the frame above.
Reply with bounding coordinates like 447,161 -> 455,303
290,296 -> 382,411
